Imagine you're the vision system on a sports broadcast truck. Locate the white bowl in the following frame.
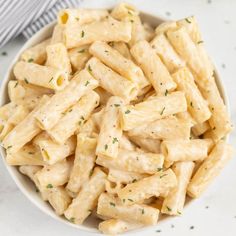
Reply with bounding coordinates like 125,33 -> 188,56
0,11 -> 229,234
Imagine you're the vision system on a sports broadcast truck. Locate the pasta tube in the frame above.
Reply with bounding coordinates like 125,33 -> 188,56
86,57 -> 138,101
187,141 -> 233,198
96,148 -> 164,174
161,161 -> 195,215
117,169 -> 177,205
64,167 -> 106,224
130,40 -> 176,94
97,193 -> 159,225
121,91 -> 187,130
13,61 -> 69,90
96,96 -> 124,158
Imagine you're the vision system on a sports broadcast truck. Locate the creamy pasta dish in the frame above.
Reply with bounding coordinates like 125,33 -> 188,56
0,3 -> 233,234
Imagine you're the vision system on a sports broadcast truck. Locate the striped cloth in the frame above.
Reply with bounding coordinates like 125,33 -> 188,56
0,0 -> 82,48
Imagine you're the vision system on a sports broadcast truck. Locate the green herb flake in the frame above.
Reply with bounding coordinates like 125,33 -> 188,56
81,30 -> 85,38
197,40 -> 204,44
132,179 -> 137,183
157,168 -> 163,172
89,169 -> 93,177
78,49 -> 85,53
49,77 -> 53,83
112,137 -> 118,144
46,184 -> 53,189
110,202 -> 116,207
28,152 -> 34,155
125,110 -> 131,114
128,10 -> 133,16
24,78 -> 29,84
123,199 -> 126,203
177,210 -> 182,215
35,188 -> 39,193
130,19 -> 134,23
160,107 -> 165,115
185,18 -> 192,23
114,104 -> 120,107
88,65 -> 92,72
69,217 -> 75,223
85,80 -> 90,86
160,174 -> 168,179
156,230 -> 162,233
76,17 -> 80,21
104,144 -> 108,150
14,81 -> 18,88
28,58 -> 34,62
141,209 -> 145,214
7,145 -> 12,149
164,89 -> 168,96
166,206 -> 172,212
190,101 -> 194,108
128,198 -> 133,202
80,116 -> 85,120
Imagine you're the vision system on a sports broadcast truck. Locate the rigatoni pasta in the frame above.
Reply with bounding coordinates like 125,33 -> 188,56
1,4 -> 233,235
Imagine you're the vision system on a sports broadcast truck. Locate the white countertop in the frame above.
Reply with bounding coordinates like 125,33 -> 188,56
0,0 -> 236,235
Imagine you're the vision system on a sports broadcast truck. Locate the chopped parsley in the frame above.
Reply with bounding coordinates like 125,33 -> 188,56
112,137 -> 118,144
190,101 -> 194,108
14,81 -> 18,88
185,18 -> 192,23
160,174 -> 168,179
197,40 -> 204,44
89,169 -> 93,177
105,50 -> 109,53
49,77 -> 53,83
130,19 -> 134,23
160,107 -> 165,115
114,104 -> 120,107
46,184 -> 53,189
35,188 -> 39,193
80,116 -> 85,120
88,65 -> 92,72
104,144 -> 108,150
24,78 -> 29,84
122,199 -> 126,203
78,49 -> 85,53
141,209 -> 145,214
157,167 -> 163,172
128,198 -> 133,202
177,210 -> 182,215
81,30 -> 85,38
6,145 -> 12,149
164,89 -> 168,96
28,58 -> 34,62
76,17 -> 80,21
110,202 -> 116,207
166,206 -> 172,212
69,217 -> 75,223
132,179 -> 137,183
128,10 -> 133,16
85,80 -> 90,86
125,110 -> 131,114
28,152 -> 34,155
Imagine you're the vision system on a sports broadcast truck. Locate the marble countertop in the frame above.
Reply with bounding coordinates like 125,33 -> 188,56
0,0 -> 236,235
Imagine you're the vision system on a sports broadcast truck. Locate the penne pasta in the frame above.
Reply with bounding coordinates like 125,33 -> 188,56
121,91 -> 187,130
64,17 -> 132,48
96,96 -> 124,158
35,69 -> 98,130
117,169 -> 177,205
66,133 -> 97,194
155,21 -> 177,35
192,121 -> 210,137
64,167 -> 106,224
50,24 -> 64,44
96,148 -> 164,174
111,42 -> 132,60
89,41 -> 149,89
161,161 -> 195,215
86,57 -> 138,101
188,141 -> 233,198
48,91 -> 99,144
150,34 -> 185,73
13,61 -> 69,91
172,67 -> 211,124
131,40 -> 177,94
97,193 -> 159,225
33,133 -> 76,165
128,116 -> 191,140
161,139 -> 213,164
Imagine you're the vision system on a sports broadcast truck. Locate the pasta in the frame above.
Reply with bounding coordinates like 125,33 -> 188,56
1,4 -> 233,234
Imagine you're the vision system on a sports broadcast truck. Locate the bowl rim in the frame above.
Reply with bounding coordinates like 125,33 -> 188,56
0,10 -> 230,234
